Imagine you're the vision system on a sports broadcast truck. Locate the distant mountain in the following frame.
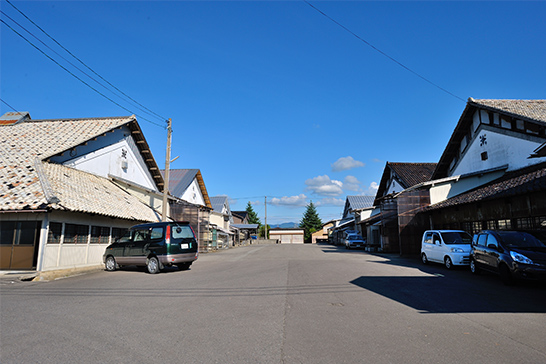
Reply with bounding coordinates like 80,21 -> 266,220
270,222 -> 299,229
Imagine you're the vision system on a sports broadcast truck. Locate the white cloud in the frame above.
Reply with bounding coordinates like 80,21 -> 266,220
331,156 -> 365,172
315,197 -> 345,207
270,194 -> 308,207
343,175 -> 361,191
366,181 -> 379,196
305,175 -> 343,196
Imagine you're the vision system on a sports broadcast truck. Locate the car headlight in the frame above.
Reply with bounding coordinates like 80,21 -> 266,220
510,251 -> 534,265
450,248 -> 464,253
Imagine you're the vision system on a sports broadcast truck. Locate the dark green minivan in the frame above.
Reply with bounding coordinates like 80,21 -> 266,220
103,222 -> 198,274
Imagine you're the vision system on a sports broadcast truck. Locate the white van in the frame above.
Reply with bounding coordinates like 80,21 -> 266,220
421,230 -> 473,269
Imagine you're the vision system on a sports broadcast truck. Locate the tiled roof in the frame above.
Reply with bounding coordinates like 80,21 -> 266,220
427,162 -> 546,210
44,162 -> 161,221
161,169 -> 211,208
469,98 -> 546,124
1,116 -> 134,161
347,196 -> 375,210
210,196 -> 230,213
0,115 -> 161,221
389,162 -> 437,188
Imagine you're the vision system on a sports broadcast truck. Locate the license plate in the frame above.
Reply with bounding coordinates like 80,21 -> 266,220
181,243 -> 189,249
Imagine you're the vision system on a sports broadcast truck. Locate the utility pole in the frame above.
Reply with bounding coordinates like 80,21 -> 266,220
264,196 -> 267,239
162,118 -> 172,222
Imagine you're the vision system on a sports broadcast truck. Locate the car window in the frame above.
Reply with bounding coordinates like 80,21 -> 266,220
486,234 -> 498,249
477,234 -> 488,247
134,229 -> 149,242
171,225 -> 194,240
116,230 -> 133,243
424,232 -> 433,244
150,227 -> 164,240
441,232 -> 472,245
433,233 -> 441,244
497,231 -> 546,248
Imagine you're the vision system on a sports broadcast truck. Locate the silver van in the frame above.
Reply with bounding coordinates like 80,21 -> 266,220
421,230 -> 473,269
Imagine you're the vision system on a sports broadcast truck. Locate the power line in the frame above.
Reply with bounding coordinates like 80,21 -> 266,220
4,0 -> 169,122
0,98 -> 21,113
0,18 -> 166,129
304,1 -> 466,103
0,10 -> 164,123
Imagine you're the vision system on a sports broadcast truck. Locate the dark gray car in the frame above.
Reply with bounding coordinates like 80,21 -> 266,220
470,230 -> 546,284
103,222 -> 199,274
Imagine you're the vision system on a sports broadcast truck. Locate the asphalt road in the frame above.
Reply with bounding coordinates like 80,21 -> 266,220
1,244 -> 546,364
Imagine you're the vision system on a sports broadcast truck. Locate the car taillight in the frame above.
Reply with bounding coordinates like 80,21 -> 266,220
166,225 -> 171,244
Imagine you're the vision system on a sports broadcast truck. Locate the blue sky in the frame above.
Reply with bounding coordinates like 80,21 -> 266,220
1,1 -> 545,225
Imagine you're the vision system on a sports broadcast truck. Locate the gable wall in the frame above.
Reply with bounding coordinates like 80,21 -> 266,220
180,178 -> 206,206
49,127 -> 157,191
447,109 -> 546,177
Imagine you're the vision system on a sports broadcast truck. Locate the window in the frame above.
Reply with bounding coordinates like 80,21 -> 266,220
498,219 -> 512,230
0,221 -> 16,245
424,232 -> 433,244
90,226 -> 110,244
486,220 -> 497,230
0,221 -> 41,245
477,234 -> 488,247
486,234 -> 499,249
150,227 -> 164,240
48,222 -> 63,243
64,224 -> 89,244
112,227 -> 128,241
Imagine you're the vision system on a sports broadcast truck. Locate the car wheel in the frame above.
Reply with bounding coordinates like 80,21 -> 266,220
444,256 -> 453,269
421,253 -> 428,265
147,256 -> 160,274
499,264 -> 514,285
469,258 -> 480,275
105,256 -> 117,271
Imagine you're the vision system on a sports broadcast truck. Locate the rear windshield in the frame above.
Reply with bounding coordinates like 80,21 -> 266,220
440,232 -> 472,245
497,231 -> 546,248
171,225 -> 195,240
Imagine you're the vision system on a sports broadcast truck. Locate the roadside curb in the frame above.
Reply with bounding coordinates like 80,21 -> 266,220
33,265 -> 104,281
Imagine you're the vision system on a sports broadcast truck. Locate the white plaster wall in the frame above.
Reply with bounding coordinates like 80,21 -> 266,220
429,169 -> 506,205
52,127 -> 158,191
387,179 -> 404,194
453,125 -> 546,176
181,178 -> 206,206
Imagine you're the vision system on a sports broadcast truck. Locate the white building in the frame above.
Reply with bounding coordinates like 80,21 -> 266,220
0,112 -> 165,271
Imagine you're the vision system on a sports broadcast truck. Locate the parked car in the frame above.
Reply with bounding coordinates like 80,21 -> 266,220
421,230 -> 473,269
470,230 -> 546,285
344,234 -> 366,249
103,222 -> 198,274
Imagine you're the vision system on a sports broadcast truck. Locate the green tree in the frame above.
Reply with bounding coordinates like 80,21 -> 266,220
245,202 -> 261,226
299,202 -> 322,243
258,224 -> 270,239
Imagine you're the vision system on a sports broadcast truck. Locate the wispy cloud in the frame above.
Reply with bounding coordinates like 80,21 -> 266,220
305,175 -> 343,196
331,156 -> 365,172
343,175 -> 361,191
270,194 -> 308,207
315,197 -> 345,207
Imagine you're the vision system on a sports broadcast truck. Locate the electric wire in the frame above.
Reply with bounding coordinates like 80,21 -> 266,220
0,98 -> 21,113
0,18 -> 166,129
0,10 -> 157,120
4,0 -> 168,122
304,1 -> 466,103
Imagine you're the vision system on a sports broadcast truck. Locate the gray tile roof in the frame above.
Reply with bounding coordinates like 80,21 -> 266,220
469,98 -> 546,124
43,162 -> 161,221
0,116 -> 161,221
210,196 -> 229,213
347,196 -> 375,210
